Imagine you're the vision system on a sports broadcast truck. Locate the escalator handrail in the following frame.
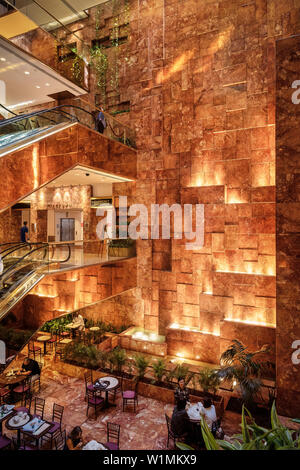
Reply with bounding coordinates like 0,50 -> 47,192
0,241 -> 72,283
1,242 -> 47,260
49,243 -> 72,264
0,105 -> 96,129
0,243 -> 49,283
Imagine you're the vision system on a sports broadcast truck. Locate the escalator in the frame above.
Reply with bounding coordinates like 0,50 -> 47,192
0,241 -> 71,321
0,104 -> 96,157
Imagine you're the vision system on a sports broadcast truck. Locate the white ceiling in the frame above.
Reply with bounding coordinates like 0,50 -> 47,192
0,35 -> 86,110
44,165 -> 133,187
7,0 -> 108,31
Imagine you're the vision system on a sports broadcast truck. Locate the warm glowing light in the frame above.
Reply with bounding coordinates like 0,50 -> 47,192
0,58 -> 6,62
24,71 -> 30,75
176,352 -> 185,359
170,323 -> 179,329
224,318 -> 275,328
156,51 -> 194,84
32,147 -> 39,189
168,323 -> 220,337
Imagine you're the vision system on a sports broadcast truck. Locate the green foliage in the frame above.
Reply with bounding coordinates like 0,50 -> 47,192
133,354 -> 150,380
0,326 -> 33,351
170,363 -> 194,386
202,402 -> 300,450
197,368 -> 221,395
107,347 -> 127,374
218,339 -> 273,405
40,314 -> 72,333
64,341 -> 100,369
152,358 -> 166,383
175,442 -> 196,450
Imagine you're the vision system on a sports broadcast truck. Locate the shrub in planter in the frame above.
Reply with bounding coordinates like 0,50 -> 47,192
197,368 -> 221,397
133,354 -> 150,380
64,341 -> 100,369
151,358 -> 166,384
107,347 -> 127,375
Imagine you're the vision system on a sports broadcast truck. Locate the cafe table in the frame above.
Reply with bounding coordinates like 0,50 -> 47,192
65,322 -> 80,338
5,411 -> 31,447
0,371 -> 28,388
21,417 -> 52,449
0,404 -> 14,435
36,335 -> 51,355
93,376 -> 119,409
59,338 -> 73,345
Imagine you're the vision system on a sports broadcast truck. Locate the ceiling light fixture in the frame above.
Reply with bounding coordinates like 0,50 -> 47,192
24,71 -> 30,75
0,58 -> 6,62
36,85 -> 40,89
45,83 -> 50,86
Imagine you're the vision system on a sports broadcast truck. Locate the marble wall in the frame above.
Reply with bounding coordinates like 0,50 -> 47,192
276,35 -> 300,417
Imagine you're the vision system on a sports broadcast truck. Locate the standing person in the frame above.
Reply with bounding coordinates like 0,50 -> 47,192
174,377 -> 190,407
20,221 -> 29,243
95,107 -> 107,134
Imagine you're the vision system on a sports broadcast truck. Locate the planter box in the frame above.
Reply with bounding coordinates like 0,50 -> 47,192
55,361 -> 224,416
108,246 -> 136,258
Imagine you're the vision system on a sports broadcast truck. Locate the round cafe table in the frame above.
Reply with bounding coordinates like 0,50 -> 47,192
93,376 -> 119,409
6,411 -> 31,447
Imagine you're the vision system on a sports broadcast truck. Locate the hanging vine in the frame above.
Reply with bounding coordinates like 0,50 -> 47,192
110,0 -> 120,92
90,45 -> 108,106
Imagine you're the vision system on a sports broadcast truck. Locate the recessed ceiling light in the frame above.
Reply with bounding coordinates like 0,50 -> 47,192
0,58 -> 6,62
36,85 -> 40,89
45,83 -> 50,86
24,71 -> 30,75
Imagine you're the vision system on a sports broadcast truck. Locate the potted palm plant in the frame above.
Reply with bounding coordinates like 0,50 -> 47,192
218,339 -> 273,412
152,358 -> 166,385
197,367 -> 221,398
133,354 -> 150,381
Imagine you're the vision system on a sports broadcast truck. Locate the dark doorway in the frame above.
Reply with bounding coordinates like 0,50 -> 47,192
60,218 -> 75,241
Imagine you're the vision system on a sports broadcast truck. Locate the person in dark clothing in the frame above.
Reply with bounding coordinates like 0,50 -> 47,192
64,426 -> 83,450
174,377 -> 190,407
20,357 -> 40,381
95,108 -> 107,134
171,399 -> 190,438
20,221 -> 29,243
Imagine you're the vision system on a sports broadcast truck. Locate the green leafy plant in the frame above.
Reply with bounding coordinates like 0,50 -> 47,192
197,368 -> 221,396
218,339 -> 272,406
202,402 -> 300,450
107,347 -> 127,374
152,358 -> 166,383
133,354 -> 150,380
170,363 -> 194,386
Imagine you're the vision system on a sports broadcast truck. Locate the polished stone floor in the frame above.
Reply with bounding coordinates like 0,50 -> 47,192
4,357 -> 242,450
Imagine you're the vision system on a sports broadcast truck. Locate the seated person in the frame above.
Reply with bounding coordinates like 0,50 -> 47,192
171,399 -> 190,438
74,313 -> 85,332
174,377 -> 190,408
20,357 -> 40,382
200,398 -> 217,431
64,426 -> 84,450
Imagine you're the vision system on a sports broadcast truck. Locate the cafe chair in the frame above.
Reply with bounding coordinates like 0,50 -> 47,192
0,434 -> 12,450
105,422 -> 120,450
84,371 -> 94,400
165,414 -> 183,449
0,386 -> 10,405
122,380 -> 138,412
48,331 -> 58,352
55,430 -> 66,450
15,394 -> 32,414
54,342 -> 65,361
44,403 -> 64,449
13,377 -> 31,405
32,397 -> 45,419
31,363 -> 43,393
28,341 -> 42,361
17,438 -> 38,451
86,389 -> 104,419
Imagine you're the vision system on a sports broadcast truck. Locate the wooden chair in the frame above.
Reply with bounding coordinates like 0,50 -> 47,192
28,341 -> 42,361
122,380 -> 138,412
165,413 -> 183,449
105,422 -> 120,450
55,430 -> 66,450
86,389 -> 104,419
